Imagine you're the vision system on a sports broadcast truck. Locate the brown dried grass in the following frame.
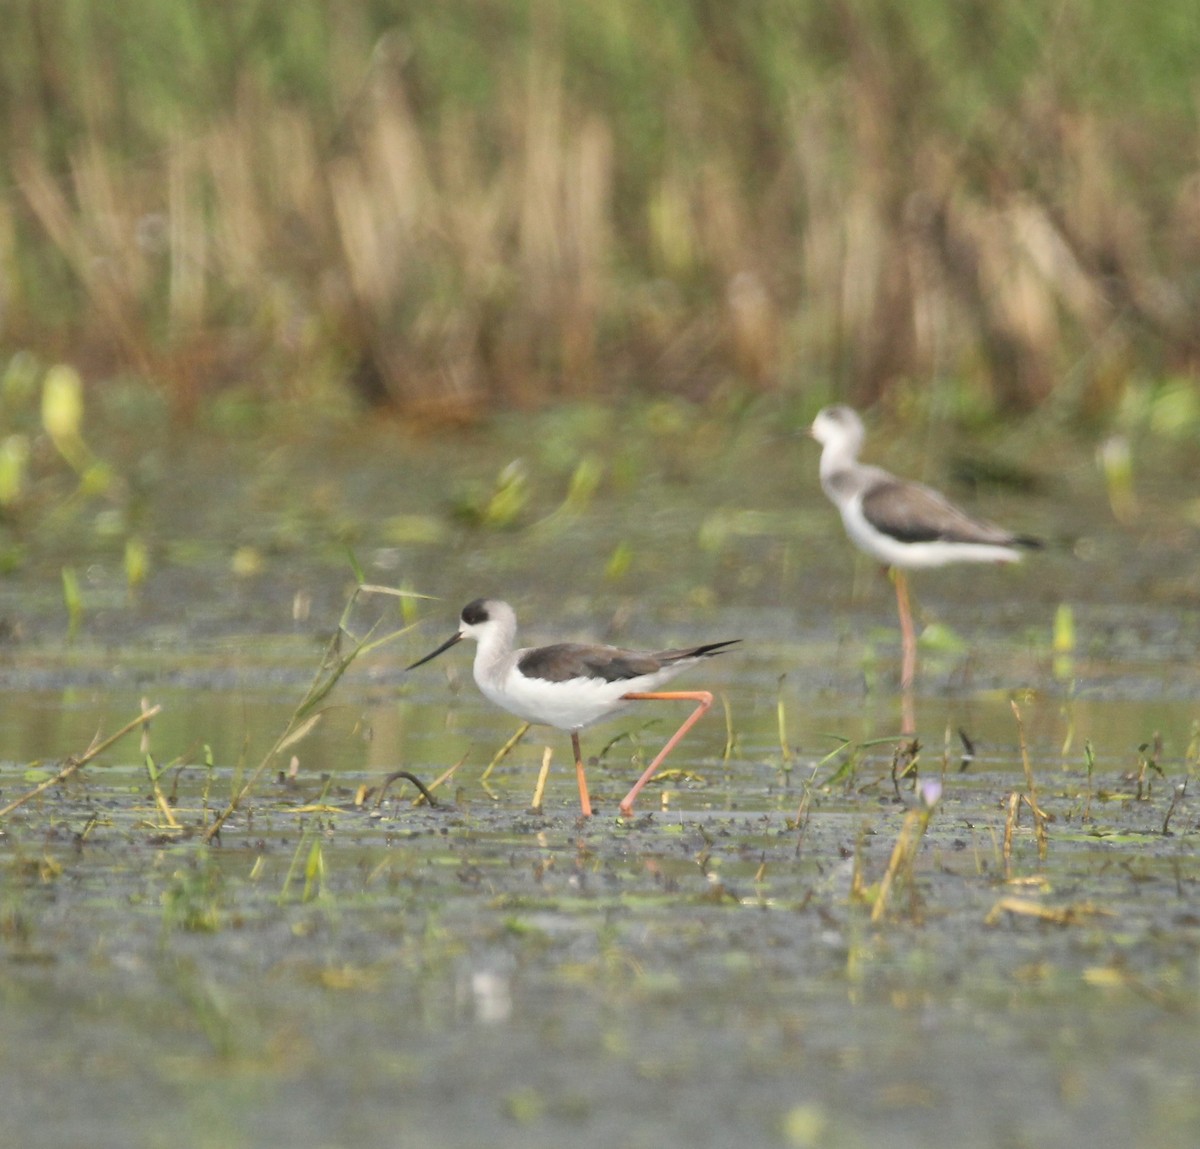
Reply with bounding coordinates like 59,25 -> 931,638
3,12 -> 1197,419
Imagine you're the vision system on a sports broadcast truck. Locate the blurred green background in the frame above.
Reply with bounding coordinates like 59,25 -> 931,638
3,0 -> 1197,423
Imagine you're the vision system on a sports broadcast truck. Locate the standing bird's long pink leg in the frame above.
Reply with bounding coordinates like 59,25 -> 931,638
617,691 -> 715,816
570,731 -> 594,817
892,568 -> 917,735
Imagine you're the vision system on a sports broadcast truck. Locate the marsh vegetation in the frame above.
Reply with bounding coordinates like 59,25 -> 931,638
1,4 -> 1199,1146
2,2 -> 1198,418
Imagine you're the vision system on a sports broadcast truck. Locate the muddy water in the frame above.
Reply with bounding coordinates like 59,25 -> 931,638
0,409 -> 1198,1148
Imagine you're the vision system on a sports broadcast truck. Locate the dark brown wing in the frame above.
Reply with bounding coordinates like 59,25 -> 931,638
517,643 -> 662,683
862,478 -> 1022,546
518,639 -> 740,683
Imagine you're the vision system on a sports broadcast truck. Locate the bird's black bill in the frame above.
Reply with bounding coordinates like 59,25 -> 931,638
406,631 -> 463,671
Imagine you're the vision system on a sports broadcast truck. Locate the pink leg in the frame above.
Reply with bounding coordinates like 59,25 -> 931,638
571,731 -> 594,817
893,569 -> 917,688
893,568 -> 917,735
616,691 -> 714,816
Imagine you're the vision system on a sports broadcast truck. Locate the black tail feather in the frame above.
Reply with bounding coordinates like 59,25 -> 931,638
684,639 -> 741,660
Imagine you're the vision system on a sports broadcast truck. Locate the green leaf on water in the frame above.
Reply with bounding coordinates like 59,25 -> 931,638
918,621 -> 967,653
345,546 -> 366,584
1053,603 -> 1075,653
61,566 -> 83,639
125,536 -> 149,591
604,540 -> 633,581
41,364 -> 84,444
303,840 -> 324,902
0,435 -> 29,506
562,454 -> 603,511
782,1103 -> 829,1148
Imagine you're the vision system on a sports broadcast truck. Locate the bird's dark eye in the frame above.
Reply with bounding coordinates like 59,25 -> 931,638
461,599 -> 490,625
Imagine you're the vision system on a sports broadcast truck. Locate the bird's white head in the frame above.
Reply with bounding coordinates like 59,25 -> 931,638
810,404 -> 866,455
407,598 -> 518,670
457,598 -> 516,643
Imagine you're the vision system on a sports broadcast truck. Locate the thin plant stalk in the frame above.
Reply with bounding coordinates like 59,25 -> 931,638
204,583 -> 419,842
776,674 -> 792,763
480,722 -> 532,782
1082,739 -> 1095,823
407,753 -> 468,807
530,746 -> 553,812
870,799 -> 937,923
1011,699 -> 1050,859
0,702 -> 162,820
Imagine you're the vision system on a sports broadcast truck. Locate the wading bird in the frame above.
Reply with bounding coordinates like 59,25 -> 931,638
811,405 -> 1040,717
407,599 -> 738,816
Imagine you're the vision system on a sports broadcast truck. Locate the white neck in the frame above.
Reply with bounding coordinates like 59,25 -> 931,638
469,605 -> 520,687
819,430 -> 863,483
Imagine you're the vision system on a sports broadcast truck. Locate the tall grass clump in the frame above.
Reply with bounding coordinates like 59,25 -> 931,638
0,1 -> 1197,420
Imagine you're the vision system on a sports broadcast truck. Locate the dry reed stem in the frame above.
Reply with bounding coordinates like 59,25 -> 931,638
1002,791 -> 1021,877
140,696 -> 180,830
530,746 -> 553,813
7,15 -> 1194,413
409,752 -> 469,807
870,805 -> 934,923
1011,700 -> 1050,858
984,896 -> 1115,927
0,703 -> 163,820
149,771 -> 181,830
15,152 -> 153,378
480,722 -> 532,783
1162,781 -> 1188,835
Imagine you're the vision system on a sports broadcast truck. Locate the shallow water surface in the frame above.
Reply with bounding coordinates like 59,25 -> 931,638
0,414 -> 1198,1148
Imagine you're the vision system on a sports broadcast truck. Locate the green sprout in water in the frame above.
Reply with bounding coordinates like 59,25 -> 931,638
604,539 -> 633,581
1083,739 -> 1095,823
125,536 -> 150,595
61,566 -> 83,640
776,673 -> 792,767
1053,602 -> 1076,681
161,859 -> 224,934
0,435 -> 29,508
1097,434 -> 1135,524
41,364 -> 113,496
452,459 -> 530,529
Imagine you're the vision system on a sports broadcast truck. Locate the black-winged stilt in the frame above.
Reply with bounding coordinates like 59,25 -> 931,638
407,599 -> 738,816
811,405 -> 1040,713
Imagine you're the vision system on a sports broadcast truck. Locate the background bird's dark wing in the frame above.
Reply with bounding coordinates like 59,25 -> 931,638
862,479 -> 1019,545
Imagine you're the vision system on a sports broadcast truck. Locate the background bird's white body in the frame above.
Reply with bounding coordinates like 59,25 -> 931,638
813,405 -> 1029,569
830,479 -> 1024,568
810,404 -> 1039,718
